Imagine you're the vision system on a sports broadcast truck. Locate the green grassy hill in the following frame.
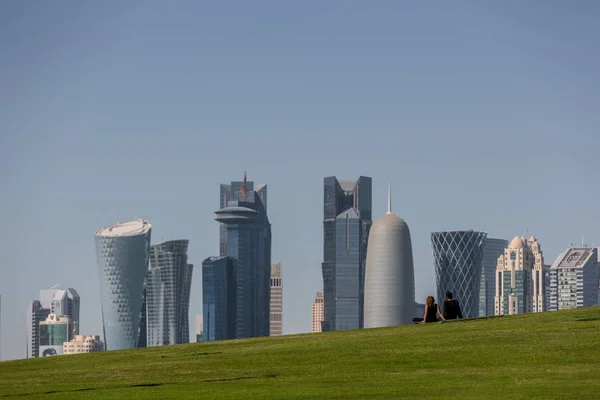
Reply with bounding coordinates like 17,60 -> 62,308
1,307 -> 599,399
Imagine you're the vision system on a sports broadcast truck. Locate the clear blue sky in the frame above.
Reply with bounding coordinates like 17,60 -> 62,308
1,0 -> 599,360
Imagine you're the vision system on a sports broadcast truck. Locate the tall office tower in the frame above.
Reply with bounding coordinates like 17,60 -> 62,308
312,291 -> 324,333
212,173 -> 271,340
431,230 -> 486,318
219,173 -> 267,256
269,263 -> 283,336
95,219 -> 151,351
548,247 -> 599,311
202,256 -> 237,341
39,314 -> 70,357
494,236 -> 545,315
146,240 -> 193,346
543,264 -> 552,311
26,288 -> 80,358
479,238 -> 508,317
364,184 -> 415,328
26,301 -> 50,358
321,176 -> 372,332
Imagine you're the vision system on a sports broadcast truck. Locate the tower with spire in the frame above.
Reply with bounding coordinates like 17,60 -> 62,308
364,183 -> 416,327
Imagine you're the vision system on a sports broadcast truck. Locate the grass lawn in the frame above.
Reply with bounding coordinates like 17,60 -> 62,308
1,307 -> 599,399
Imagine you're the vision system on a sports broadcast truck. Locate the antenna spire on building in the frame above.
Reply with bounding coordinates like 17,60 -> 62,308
386,182 -> 392,214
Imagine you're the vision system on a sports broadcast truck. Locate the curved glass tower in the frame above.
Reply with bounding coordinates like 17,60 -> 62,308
146,240 -> 193,346
95,219 -> 151,350
364,185 -> 415,327
430,230 -> 486,318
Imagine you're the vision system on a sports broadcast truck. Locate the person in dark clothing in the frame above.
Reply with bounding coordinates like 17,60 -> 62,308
413,296 -> 445,324
443,291 -> 463,320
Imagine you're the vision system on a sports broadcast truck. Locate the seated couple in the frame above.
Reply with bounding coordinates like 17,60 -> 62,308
413,291 -> 463,324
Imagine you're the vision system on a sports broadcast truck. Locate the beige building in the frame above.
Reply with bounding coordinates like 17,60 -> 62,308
270,264 -> 283,336
312,291 -> 324,333
495,236 -> 545,315
63,335 -> 104,354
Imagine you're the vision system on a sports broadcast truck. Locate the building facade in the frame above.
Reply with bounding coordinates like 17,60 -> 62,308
270,263 -> 283,336
64,335 -> 104,354
431,230 -> 486,318
479,238 -> 508,317
494,236 -> 544,315
548,247 -> 599,311
209,173 -> 271,340
39,314 -> 70,357
364,185 -> 415,327
146,240 -> 193,347
312,291 -> 324,333
202,256 -> 237,341
26,288 -> 79,358
321,176 -> 372,332
95,219 -> 151,351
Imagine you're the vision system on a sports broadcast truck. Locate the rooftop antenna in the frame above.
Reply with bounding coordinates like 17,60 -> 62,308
386,182 -> 392,214
48,283 -> 60,290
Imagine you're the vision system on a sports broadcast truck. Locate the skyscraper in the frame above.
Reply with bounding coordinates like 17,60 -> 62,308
312,291 -> 324,333
321,176 -> 372,332
431,230 -> 486,318
479,238 -> 508,317
204,172 -> 271,341
202,256 -> 237,341
26,287 -> 80,358
95,219 -> 151,351
146,240 -> 193,346
364,184 -> 415,328
548,247 -> 599,311
26,301 -> 50,358
269,263 -> 283,336
494,236 -> 545,315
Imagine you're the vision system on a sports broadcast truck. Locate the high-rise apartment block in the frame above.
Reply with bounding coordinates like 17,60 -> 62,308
146,240 -> 193,347
202,173 -> 271,341
548,247 -> 599,311
431,230 -> 486,318
312,291 -> 324,333
479,238 -> 508,317
26,288 -> 80,358
321,176 -> 372,332
95,219 -> 151,351
270,263 -> 283,336
494,236 -> 545,315
364,185 -> 415,327
64,335 -> 104,354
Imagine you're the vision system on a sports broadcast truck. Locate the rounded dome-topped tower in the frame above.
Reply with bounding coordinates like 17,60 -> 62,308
364,184 -> 415,328
509,236 -> 524,249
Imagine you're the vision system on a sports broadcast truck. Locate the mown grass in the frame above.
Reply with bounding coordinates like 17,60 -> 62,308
1,307 -> 599,399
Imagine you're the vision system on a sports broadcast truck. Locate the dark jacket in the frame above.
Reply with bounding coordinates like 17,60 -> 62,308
443,299 -> 463,320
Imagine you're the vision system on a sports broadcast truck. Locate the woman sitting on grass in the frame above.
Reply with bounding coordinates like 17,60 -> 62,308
413,296 -> 446,324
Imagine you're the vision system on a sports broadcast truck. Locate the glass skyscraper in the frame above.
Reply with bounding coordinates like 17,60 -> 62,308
204,173 -> 271,341
479,238 -> 508,317
321,176 -> 372,331
202,256 -> 237,341
431,230 -> 486,318
95,219 -> 151,351
146,240 -> 193,346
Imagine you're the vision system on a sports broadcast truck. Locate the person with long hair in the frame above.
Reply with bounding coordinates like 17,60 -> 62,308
413,296 -> 445,324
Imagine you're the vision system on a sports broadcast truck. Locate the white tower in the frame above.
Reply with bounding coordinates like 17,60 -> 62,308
364,184 -> 415,327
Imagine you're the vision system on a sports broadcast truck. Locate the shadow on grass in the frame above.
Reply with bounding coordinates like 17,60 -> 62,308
0,375 -> 277,397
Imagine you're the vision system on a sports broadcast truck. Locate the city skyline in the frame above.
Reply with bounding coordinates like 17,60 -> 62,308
2,1 -> 600,361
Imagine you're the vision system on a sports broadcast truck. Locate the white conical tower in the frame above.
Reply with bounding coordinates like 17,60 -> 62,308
364,184 -> 415,327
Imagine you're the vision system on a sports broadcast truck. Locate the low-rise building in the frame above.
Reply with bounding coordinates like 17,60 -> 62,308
63,335 -> 104,354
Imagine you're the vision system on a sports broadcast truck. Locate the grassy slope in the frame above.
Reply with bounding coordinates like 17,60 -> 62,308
1,307 -> 599,400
